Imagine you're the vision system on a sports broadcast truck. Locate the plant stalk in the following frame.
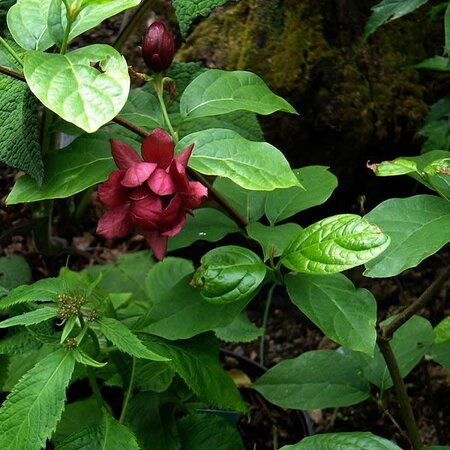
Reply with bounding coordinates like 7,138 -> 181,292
0,36 -> 23,67
259,283 -> 276,365
0,64 -> 24,81
382,265 -> 450,339
377,336 -> 423,450
119,356 -> 136,424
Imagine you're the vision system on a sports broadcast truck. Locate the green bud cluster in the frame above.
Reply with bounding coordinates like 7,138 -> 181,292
64,338 -> 77,349
57,293 -> 86,319
86,309 -> 98,322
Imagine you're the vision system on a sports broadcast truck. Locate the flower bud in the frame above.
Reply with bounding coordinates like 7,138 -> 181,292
142,21 -> 174,73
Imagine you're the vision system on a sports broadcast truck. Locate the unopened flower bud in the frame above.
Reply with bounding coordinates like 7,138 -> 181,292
142,21 -> 174,73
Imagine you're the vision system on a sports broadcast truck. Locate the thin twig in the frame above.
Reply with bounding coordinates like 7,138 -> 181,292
0,65 -> 25,81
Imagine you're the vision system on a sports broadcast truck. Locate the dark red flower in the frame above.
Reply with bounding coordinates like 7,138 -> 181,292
97,128 -> 207,260
142,21 -> 174,73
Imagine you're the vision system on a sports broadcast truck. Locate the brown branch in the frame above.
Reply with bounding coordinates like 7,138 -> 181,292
0,65 -> 25,81
382,265 -> 450,339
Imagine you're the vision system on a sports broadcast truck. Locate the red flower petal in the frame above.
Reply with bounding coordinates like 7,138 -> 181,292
147,168 -> 177,195
141,128 -> 174,169
98,170 -> 128,208
130,195 -> 162,228
121,162 -> 157,188
96,204 -> 133,239
175,143 -> 194,167
161,214 -> 186,237
158,194 -> 183,226
169,160 -> 189,191
128,185 -> 152,201
183,181 -> 208,210
110,139 -> 142,170
142,229 -> 168,260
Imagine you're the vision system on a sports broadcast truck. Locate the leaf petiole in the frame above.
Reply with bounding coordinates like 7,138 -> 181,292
0,36 -> 23,68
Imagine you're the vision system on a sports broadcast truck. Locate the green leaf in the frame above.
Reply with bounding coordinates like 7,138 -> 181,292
192,246 -> 266,304
214,312 -> 263,343
176,129 -> 300,190
430,340 -> 450,371
281,214 -> 390,274
265,166 -> 338,223
363,316 -> 435,390
72,348 -> 106,368
0,76 -> 42,183
0,348 -> 75,450
213,178 -> 267,222
0,277 -> 62,309
145,257 -> 194,303
6,132 -> 135,204
178,414 -> 244,450
180,70 -> 296,118
7,0 -> 54,50
364,195 -> 450,277
434,316 -> 450,344
96,317 -> 169,361
134,360 -> 174,393
172,0 -> 237,37
47,0 -> 140,48
139,333 -> 246,412
363,0 -> 430,39
24,45 -> 130,133
0,331 -> 42,355
53,399 -> 103,445
423,158 -> 450,200
0,255 -> 31,290
57,412 -> 139,450
286,273 -> 377,355
246,222 -> 302,261
411,56 -> 450,71
126,392 -> 180,450
168,208 -> 240,251
135,275 -> 253,340
281,432 -> 403,450
252,350 -> 371,409
0,305 -> 58,328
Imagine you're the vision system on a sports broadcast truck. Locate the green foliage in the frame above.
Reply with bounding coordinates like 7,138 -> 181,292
281,214 -> 390,274
214,312 -> 263,342
0,76 -> 42,183
172,0 -> 237,37
252,350 -> 371,410
178,413 -> 245,450
0,305 -> 58,328
364,195 -> 450,277
192,246 -> 266,304
0,348 -> 75,450
176,128 -> 300,190
57,412 -> 139,450
24,45 -> 130,133
281,432 -> 403,450
286,273 -> 377,356
0,255 -> 31,291
180,70 -> 297,118
364,0 -> 430,39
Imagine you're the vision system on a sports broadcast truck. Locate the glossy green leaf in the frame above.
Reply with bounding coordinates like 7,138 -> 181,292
180,70 -> 296,118
364,195 -> 450,277
281,432 -> 403,450
0,348 -> 75,450
135,275 -> 253,340
286,273 -> 377,355
139,333 -> 246,412
126,392 -> 180,450
176,129 -> 300,190
429,341 -> 450,371
0,306 -> 58,328
7,0 -> 54,50
172,0 -> 236,37
72,348 -> 106,368
192,246 -> 266,304
265,166 -> 338,223
47,0 -> 140,47
0,76 -> 42,183
363,316 -> 435,390
214,312 -> 263,343
411,56 -> 450,71
24,45 -> 130,133
246,222 -> 302,261
252,350 -> 371,409
213,178 -> 267,222
168,208 -> 240,251
6,133 -> 135,204
434,316 -> 450,344
57,412 -> 139,450
0,277 -> 62,309
178,414 -> 244,450
96,317 -> 169,361
0,255 -> 31,290
363,0 -> 429,39
281,214 -> 390,274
